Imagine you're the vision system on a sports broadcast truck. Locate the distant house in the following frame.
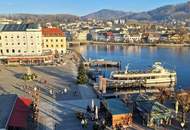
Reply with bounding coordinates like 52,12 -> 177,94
169,33 -> 181,43
76,30 -> 89,41
148,33 -> 160,42
134,95 -> 172,128
100,99 -> 132,128
160,34 -> 169,41
126,33 -> 142,43
97,32 -> 107,41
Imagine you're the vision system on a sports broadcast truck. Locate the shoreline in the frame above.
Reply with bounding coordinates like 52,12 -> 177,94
90,42 -> 190,47
72,41 -> 190,47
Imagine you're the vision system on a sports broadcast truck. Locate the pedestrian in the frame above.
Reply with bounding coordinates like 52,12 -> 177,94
81,119 -> 85,128
84,119 -> 88,128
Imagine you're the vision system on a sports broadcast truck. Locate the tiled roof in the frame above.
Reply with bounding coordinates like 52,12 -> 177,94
42,28 -> 64,37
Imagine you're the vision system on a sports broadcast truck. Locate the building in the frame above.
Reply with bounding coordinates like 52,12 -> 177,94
76,30 -> 89,41
0,94 -> 32,130
135,94 -> 172,128
0,24 -> 54,64
0,18 -> 22,24
0,24 -> 42,56
100,99 -> 132,128
126,33 -> 142,43
42,27 -> 67,54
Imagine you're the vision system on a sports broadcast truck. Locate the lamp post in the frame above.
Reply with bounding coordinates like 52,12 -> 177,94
181,122 -> 185,130
32,86 -> 40,127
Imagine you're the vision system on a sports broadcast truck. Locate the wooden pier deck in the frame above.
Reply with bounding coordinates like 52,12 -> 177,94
84,60 -> 120,67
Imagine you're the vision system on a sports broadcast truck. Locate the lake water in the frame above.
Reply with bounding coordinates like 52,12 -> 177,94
73,44 -> 190,89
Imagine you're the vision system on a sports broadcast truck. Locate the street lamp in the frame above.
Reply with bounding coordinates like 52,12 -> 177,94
34,86 -> 37,92
181,122 -> 185,130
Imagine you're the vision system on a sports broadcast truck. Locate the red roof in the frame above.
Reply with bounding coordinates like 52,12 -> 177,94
107,32 -> 113,36
8,97 -> 32,128
42,27 -> 64,37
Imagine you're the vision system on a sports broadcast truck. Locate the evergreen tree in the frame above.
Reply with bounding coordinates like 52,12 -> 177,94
77,62 -> 88,84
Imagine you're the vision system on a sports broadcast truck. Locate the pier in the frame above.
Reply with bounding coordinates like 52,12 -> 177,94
84,59 -> 120,68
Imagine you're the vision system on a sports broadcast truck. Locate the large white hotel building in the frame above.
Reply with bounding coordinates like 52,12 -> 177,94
0,24 -> 53,64
0,24 -> 42,56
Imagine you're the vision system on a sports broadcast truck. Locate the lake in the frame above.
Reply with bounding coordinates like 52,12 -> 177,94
73,44 -> 190,89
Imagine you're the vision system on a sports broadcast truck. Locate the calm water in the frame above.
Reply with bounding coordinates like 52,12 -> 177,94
74,44 -> 190,89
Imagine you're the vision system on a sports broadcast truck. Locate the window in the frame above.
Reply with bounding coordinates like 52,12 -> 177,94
17,36 -> 19,38
24,51 -> 27,53
23,43 -> 26,45
46,39 -> 48,42
51,45 -> 53,47
12,49 -> 15,53
5,36 -> 7,38
61,39 -> 63,42
18,50 -> 21,53
46,45 -> 49,47
18,43 -> 20,45
0,36 -> 1,40
31,36 -> 33,38
31,43 -> 33,45
11,36 -> 13,38
61,45 -> 63,47
56,45 -> 58,47
12,43 -> 14,45
23,36 -> 25,38
51,39 -> 53,42
6,43 -> 8,45
32,51 -> 34,53
6,49 -> 9,53
56,39 -> 58,42
0,50 -> 3,53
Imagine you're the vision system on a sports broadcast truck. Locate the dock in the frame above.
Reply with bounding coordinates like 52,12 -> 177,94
84,59 -> 120,67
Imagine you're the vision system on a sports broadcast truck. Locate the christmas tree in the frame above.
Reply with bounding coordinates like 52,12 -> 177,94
77,62 -> 88,84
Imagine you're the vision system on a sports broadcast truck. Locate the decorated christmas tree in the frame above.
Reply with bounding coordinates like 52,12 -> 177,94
77,62 -> 88,84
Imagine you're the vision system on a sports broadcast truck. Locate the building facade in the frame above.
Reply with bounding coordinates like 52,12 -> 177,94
42,27 -> 67,54
0,24 -> 42,56
100,99 -> 132,128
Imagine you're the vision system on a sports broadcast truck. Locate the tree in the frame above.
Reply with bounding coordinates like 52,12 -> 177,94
77,62 -> 88,84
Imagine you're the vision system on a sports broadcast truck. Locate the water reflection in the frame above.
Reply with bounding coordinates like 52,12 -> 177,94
73,44 -> 190,88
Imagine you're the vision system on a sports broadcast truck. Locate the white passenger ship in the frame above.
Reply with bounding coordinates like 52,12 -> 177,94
110,62 -> 176,88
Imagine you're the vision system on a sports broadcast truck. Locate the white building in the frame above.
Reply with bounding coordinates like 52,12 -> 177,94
0,24 -> 42,56
76,30 -> 89,41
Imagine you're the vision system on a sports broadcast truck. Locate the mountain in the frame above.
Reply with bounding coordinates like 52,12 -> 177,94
0,13 -> 79,24
81,9 -> 132,20
83,1 -> 190,21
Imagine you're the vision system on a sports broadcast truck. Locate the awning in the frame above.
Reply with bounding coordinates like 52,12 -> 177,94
8,97 -> 32,128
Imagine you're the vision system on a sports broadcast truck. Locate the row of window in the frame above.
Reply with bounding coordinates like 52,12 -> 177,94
0,49 -> 41,54
0,43 -> 40,46
46,44 -> 64,48
0,36 -> 39,39
45,39 -> 64,42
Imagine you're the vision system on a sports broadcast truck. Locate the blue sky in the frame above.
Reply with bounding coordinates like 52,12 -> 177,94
0,0 -> 188,16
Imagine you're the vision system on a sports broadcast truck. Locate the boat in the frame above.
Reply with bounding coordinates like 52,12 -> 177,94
110,62 -> 176,88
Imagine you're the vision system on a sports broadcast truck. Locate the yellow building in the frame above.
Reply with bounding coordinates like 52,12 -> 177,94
42,27 -> 67,54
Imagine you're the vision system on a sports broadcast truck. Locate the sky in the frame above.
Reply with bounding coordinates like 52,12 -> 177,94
0,0 -> 189,16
